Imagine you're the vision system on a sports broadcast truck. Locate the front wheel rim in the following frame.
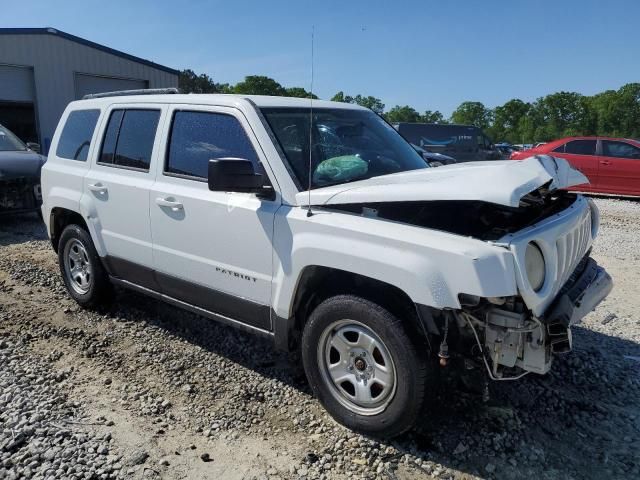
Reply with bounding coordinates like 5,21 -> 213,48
63,239 -> 92,294
318,320 -> 397,416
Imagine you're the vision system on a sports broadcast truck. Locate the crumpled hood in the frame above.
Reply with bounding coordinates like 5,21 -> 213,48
0,150 -> 46,180
296,155 -> 588,208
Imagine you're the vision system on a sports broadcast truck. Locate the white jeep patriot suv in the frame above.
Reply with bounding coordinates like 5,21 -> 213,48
41,89 -> 612,437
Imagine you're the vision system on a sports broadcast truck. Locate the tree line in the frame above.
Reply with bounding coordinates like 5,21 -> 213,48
179,69 -> 640,143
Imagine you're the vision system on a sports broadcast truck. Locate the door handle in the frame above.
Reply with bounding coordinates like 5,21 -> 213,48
87,183 -> 108,194
600,160 -> 612,166
155,197 -> 184,210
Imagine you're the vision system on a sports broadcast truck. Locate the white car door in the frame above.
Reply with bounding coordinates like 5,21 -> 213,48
83,104 -> 165,289
149,105 -> 279,331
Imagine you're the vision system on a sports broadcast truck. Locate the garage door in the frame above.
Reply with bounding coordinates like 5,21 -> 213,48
0,64 -> 35,102
0,65 -> 37,143
75,74 -> 147,99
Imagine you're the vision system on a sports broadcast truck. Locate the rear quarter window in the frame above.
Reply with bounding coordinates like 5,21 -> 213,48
56,109 -> 101,161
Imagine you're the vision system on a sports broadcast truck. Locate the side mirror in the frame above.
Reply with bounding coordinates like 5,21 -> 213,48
208,158 -> 265,193
26,142 -> 41,153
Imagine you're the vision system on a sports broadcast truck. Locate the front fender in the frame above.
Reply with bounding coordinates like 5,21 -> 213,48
271,207 -> 518,319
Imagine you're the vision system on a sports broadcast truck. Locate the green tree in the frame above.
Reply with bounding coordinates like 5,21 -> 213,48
178,69 -> 229,93
284,87 -> 318,99
330,92 -> 384,114
182,74 -> 640,142
614,83 -> 640,137
232,76 -> 286,96
490,99 -> 530,143
384,105 -> 422,123
450,101 -> 492,129
331,91 -> 354,103
535,92 -> 594,139
589,83 -> 640,138
420,110 -> 446,124
352,95 -> 385,114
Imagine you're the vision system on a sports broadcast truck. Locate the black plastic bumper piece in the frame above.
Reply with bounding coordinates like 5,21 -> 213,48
544,257 -> 613,328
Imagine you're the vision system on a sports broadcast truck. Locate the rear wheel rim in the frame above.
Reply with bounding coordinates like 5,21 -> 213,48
63,239 -> 92,295
318,319 -> 397,416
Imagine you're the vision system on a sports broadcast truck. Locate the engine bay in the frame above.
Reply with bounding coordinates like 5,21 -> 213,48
330,188 -> 578,241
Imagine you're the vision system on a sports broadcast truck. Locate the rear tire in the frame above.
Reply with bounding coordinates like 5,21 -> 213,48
301,295 -> 428,438
58,224 -> 112,308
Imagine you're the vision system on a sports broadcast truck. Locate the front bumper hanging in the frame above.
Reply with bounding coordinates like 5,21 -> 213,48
544,257 -> 613,328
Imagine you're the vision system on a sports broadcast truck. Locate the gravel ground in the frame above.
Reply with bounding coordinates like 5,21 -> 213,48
0,197 -> 638,480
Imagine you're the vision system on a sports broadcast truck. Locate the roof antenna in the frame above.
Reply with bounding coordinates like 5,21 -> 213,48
306,25 -> 315,217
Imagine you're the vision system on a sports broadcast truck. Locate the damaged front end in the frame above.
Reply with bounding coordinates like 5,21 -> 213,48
447,253 -> 612,380
418,194 -> 612,381
313,155 -> 612,380
329,184 -> 577,241
0,177 -> 42,216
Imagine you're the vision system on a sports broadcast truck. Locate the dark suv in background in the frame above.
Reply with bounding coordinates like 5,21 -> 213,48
394,122 -> 500,162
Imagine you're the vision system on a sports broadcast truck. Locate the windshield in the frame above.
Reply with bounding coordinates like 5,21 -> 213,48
0,124 -> 27,152
261,107 -> 427,189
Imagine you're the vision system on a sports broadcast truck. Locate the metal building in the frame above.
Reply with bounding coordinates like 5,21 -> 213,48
0,27 -> 179,153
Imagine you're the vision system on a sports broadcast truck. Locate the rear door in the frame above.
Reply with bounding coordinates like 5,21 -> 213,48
551,139 -> 599,191
598,139 -> 640,195
83,104 -> 165,289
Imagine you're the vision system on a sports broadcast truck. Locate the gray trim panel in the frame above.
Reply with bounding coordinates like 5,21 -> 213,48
110,277 -> 273,340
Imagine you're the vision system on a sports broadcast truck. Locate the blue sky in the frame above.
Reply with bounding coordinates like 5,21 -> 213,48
3,0 -> 640,116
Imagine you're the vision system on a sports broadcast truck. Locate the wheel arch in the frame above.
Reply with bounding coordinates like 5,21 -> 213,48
49,207 -> 90,253
274,265 -> 437,352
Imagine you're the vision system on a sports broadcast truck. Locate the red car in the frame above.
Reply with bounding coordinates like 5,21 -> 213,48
510,136 -> 640,196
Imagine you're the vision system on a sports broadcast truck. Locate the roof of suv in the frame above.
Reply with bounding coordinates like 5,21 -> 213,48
70,93 -> 369,111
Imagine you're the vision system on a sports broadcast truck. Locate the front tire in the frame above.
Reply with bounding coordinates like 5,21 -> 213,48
301,295 -> 428,438
58,224 -> 112,307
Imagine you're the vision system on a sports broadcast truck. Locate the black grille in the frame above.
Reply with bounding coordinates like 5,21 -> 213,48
0,178 -> 39,213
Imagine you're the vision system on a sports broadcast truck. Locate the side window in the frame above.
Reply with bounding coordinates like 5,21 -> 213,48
563,140 -> 596,155
166,111 -> 259,179
100,110 -> 124,164
99,109 -> 160,171
602,140 -> 640,159
56,109 -> 101,161
553,144 -> 565,153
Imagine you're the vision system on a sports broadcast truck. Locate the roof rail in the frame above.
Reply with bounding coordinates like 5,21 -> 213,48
82,88 -> 180,100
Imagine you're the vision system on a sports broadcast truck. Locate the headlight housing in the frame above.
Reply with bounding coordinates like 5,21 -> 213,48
525,242 -> 546,292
